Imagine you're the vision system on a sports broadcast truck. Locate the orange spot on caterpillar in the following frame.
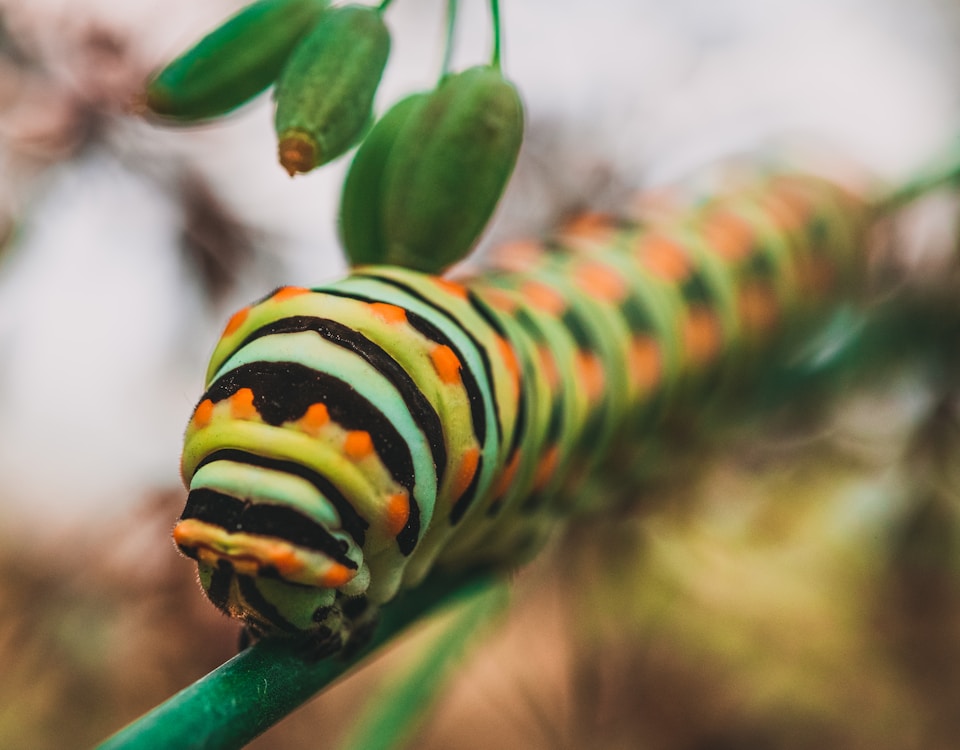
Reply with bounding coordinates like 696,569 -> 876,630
756,190 -> 805,233
797,258 -> 837,297
272,286 -> 311,302
576,261 -> 628,302
491,449 -> 522,500
369,302 -> 407,324
230,388 -> 257,419
533,445 -> 559,490
738,283 -> 780,336
434,277 -> 469,300
637,234 -> 691,281
268,549 -> 305,577
222,307 -> 250,337
192,399 -> 215,428
497,337 -> 521,393
702,210 -> 754,261
575,351 -> 606,403
319,563 -> 354,588
450,446 -> 481,504
683,307 -> 723,367
172,521 -> 192,547
385,492 -> 410,537
561,211 -> 616,242
537,346 -> 561,391
300,403 -> 329,434
521,281 -> 566,315
476,287 -> 519,313
431,345 -> 462,384
490,239 -> 544,272
344,430 -> 373,460
629,336 -> 662,392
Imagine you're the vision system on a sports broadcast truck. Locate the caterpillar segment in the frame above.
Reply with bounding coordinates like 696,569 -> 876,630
174,170 -> 869,650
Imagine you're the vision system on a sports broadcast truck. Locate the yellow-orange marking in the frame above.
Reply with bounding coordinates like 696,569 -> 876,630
369,302 -> 407,325
230,388 -> 257,419
430,345 -> 462,384
268,549 -> 305,577
385,492 -> 410,536
222,307 -> 250,337
490,450 -> 522,500
629,336 -> 662,392
497,337 -> 521,393
434,277 -> 469,300
537,346 -> 560,391
192,399 -> 215,428
300,403 -> 330,434
319,563 -> 354,588
738,284 -> 780,336
576,351 -> 606,403
561,211 -> 616,241
797,258 -> 836,296
271,286 -> 311,302
683,308 -> 722,367
637,234 -> 691,281
533,445 -> 559,490
758,191 -> 804,233
475,287 -> 518,313
520,280 -> 566,315
702,211 -> 754,261
577,261 -> 628,302
490,239 -> 544,272
344,430 -> 374,460
450,446 -> 481,503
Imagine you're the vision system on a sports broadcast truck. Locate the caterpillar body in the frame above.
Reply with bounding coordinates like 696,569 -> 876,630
174,170 -> 867,652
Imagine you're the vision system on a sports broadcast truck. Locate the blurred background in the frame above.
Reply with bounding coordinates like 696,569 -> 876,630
3,0 -> 960,747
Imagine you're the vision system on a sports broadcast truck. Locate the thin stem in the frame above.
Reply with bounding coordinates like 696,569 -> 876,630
441,0 -> 458,76
489,0 -> 502,68
377,0 -> 395,13
875,138 -> 960,213
93,571 -> 498,750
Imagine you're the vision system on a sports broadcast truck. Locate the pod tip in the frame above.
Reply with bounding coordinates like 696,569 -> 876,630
278,132 -> 318,176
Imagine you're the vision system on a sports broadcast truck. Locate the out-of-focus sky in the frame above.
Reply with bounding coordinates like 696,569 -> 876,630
1,0 -> 959,534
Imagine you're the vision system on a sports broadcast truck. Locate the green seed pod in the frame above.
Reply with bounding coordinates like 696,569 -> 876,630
274,5 -> 391,176
339,93 -> 429,266
380,66 -> 524,273
145,0 -> 329,123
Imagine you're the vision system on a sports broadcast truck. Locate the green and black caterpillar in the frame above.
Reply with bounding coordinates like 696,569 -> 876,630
174,169 -> 867,653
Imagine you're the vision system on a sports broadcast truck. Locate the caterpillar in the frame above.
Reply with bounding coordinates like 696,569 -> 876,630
173,169 -> 868,653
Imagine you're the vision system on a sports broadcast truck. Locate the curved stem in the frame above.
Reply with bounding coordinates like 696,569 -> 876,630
441,0 -> 458,76
489,0 -> 502,68
93,571 -> 498,750
875,138 -> 960,213
377,0 -> 395,13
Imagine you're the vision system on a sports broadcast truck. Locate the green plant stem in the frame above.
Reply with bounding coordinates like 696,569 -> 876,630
440,0 -> 458,76
377,0 -> 395,13
335,582 -> 509,750
875,138 -> 960,212
489,0 -> 501,68
94,571 -> 497,750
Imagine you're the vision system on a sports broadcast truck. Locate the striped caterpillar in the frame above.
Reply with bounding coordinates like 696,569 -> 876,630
173,169 -> 867,653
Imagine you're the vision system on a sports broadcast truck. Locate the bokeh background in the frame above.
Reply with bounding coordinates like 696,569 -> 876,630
3,0 -> 960,747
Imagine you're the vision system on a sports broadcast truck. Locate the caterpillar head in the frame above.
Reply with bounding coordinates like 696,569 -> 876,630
171,286 -> 438,638
174,408 -> 372,636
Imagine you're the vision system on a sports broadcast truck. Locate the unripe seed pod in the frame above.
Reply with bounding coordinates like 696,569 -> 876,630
274,5 -> 390,176
339,93 -> 428,266
145,0 -> 329,123
380,66 -> 524,273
